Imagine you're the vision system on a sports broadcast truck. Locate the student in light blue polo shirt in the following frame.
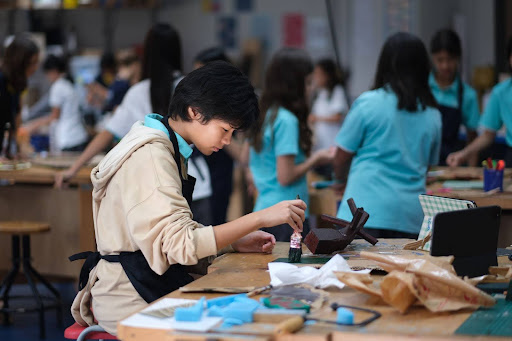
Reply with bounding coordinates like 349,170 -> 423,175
447,37 -> 512,167
334,32 -> 442,238
249,48 -> 334,242
429,29 -> 480,165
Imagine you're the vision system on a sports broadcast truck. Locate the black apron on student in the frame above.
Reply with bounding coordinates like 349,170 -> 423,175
70,117 -> 196,304
439,80 -> 464,165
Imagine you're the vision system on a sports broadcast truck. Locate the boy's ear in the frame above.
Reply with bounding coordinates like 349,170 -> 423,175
187,107 -> 201,121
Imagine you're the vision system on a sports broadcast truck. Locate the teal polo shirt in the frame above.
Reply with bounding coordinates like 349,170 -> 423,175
249,106 -> 309,216
479,79 -> 512,146
335,88 -> 442,234
428,73 -> 480,130
143,113 -> 192,161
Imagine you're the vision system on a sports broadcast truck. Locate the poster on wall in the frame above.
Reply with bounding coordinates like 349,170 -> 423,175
236,0 -> 253,12
283,13 -> 304,48
201,0 -> 221,13
306,17 -> 329,50
218,17 -> 238,49
250,14 -> 272,49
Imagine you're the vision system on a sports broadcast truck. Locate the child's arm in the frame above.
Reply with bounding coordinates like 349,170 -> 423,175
276,148 -> 334,186
446,130 -> 495,167
20,107 -> 60,135
212,199 -> 306,250
333,146 -> 353,183
55,130 -> 114,188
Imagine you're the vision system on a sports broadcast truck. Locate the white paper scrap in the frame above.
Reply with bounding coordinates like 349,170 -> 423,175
268,254 -> 370,289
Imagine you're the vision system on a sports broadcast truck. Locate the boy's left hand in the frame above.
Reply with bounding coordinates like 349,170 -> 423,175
232,231 -> 276,254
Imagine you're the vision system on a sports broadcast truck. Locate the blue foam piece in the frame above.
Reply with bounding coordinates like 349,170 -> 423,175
206,294 -> 246,308
221,317 -> 245,328
175,297 -> 205,322
222,301 -> 259,323
207,305 -> 224,317
336,307 -> 354,325
233,297 -> 261,310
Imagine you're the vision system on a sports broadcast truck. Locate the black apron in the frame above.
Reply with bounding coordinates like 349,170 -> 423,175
439,79 -> 464,165
70,117 -> 197,303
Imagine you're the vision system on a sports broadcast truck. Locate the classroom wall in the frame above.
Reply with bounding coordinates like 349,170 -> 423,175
0,0 -> 496,100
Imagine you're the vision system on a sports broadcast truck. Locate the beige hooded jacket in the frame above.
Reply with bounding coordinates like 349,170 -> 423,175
71,120 -> 218,335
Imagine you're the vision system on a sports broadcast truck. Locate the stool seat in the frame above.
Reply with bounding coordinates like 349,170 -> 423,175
64,322 -> 117,340
0,221 -> 50,234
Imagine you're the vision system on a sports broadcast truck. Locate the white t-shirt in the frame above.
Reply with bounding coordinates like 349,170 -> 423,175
105,79 -> 152,139
311,85 -> 348,150
49,77 -> 88,150
105,75 -> 184,139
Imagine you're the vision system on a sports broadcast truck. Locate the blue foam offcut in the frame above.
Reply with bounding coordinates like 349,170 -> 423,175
175,297 -> 205,322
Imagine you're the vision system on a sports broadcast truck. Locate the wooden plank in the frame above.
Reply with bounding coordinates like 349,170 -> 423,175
332,331 -> 507,341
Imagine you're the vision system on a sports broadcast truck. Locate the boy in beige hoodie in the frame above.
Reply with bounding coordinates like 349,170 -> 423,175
70,61 -> 307,335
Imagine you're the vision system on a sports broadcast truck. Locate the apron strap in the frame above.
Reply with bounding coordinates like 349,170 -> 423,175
69,251 -> 121,291
161,116 -> 186,180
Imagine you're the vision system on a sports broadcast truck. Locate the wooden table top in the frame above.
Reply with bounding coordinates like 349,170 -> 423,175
427,167 -> 512,209
0,153 -> 98,185
117,240 -> 511,341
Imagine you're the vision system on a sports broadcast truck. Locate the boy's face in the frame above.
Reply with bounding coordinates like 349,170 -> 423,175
187,107 -> 235,155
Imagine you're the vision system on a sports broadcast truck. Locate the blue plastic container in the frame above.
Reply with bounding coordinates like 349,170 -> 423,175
483,168 -> 504,192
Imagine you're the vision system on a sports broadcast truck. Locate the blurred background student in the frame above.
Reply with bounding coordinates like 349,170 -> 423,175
429,28 -> 480,165
334,32 -> 441,239
55,23 -> 182,187
447,36 -> 512,167
309,58 -> 348,178
19,54 -> 88,152
249,48 -> 334,242
87,52 -> 141,116
0,35 -> 39,159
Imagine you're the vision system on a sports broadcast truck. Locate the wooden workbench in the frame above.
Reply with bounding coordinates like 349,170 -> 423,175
0,157 -> 96,278
117,240 -> 512,341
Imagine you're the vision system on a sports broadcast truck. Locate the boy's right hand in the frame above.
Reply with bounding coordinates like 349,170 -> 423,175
259,200 -> 306,232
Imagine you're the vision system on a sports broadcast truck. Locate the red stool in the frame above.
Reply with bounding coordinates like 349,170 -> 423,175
64,322 -> 118,340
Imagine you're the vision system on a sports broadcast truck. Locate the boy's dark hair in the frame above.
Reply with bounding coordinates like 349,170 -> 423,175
316,58 -> 344,92
194,47 -> 230,65
251,48 -> 313,154
430,29 -> 462,58
168,61 -> 258,132
373,32 -> 437,112
142,23 -> 182,116
43,54 -> 67,73
2,35 -> 39,92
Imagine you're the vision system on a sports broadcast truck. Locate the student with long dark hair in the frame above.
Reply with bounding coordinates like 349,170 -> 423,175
20,54 -> 88,151
71,61 -> 306,335
429,29 -> 480,165
447,36 -> 512,167
249,48 -> 334,242
55,23 -> 182,187
0,35 -> 39,158
333,32 -> 441,238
